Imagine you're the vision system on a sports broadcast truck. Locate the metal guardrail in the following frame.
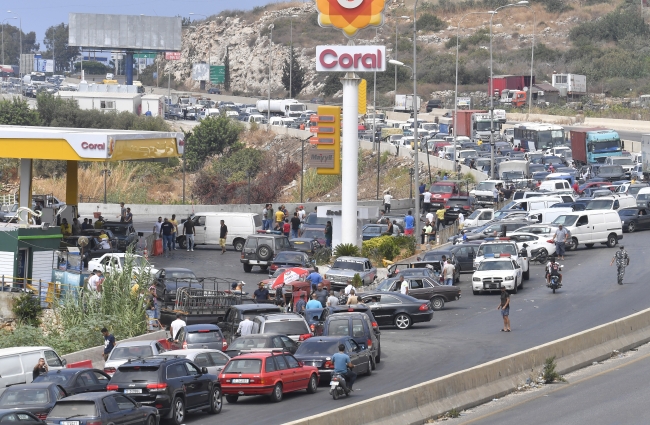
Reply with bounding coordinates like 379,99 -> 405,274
171,286 -> 245,315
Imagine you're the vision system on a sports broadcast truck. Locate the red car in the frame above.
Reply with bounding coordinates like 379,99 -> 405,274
220,351 -> 319,403
577,181 -> 612,194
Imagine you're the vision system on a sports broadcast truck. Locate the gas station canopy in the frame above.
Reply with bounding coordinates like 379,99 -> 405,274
0,125 -> 184,161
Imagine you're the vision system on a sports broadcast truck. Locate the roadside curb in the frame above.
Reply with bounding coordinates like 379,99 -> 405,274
284,306 -> 650,425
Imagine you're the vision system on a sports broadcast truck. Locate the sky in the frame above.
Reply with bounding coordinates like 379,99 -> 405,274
6,0 -> 271,47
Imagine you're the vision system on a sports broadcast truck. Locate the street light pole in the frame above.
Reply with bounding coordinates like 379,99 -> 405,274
454,11 -> 495,169
393,16 -> 409,99
7,11 -> 22,96
412,1 -> 420,237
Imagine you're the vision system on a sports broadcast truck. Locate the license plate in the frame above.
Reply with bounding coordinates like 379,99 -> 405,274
61,421 -> 80,425
124,389 -> 142,394
248,260 -> 259,264
329,381 -> 339,386
231,378 -> 249,384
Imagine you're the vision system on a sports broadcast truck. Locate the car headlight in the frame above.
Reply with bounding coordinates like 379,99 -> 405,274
505,276 -> 514,280
472,277 -> 481,282
474,262 -> 479,268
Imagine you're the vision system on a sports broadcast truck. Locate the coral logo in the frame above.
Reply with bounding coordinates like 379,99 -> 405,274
316,0 -> 386,37
81,142 -> 105,150
316,46 -> 386,72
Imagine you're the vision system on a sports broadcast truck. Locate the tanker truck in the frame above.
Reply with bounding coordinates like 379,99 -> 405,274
256,99 -> 307,118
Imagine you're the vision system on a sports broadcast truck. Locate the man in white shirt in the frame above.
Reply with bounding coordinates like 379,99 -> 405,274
344,281 -> 355,295
426,211 -> 434,224
88,270 -> 101,291
423,189 -> 432,213
458,213 -> 465,230
442,255 -> 455,286
153,217 -> 163,235
399,276 -> 409,295
170,314 -> 186,341
237,316 -> 254,336
327,293 -> 339,307
383,191 -> 393,214
99,237 -> 111,249
298,206 -> 306,221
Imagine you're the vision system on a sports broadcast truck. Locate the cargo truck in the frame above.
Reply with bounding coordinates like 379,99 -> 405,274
454,110 -> 487,138
256,99 -> 307,118
394,94 -> 422,113
570,128 -> 622,166
488,75 -> 535,97
641,134 -> 650,180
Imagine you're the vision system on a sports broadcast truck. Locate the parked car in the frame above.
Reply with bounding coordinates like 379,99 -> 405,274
152,267 -> 199,304
218,304 -> 283,343
358,292 -> 434,330
296,228 -> 326,246
293,336 -> 372,383
619,207 -> 650,233
207,88 -> 221,94
225,334 -> 299,358
0,410 -> 43,425
101,222 -> 139,252
170,324 -> 228,351
323,257 -> 377,290
0,382 -> 67,419
251,314 -> 312,342
0,347 -> 67,389
449,243 -> 482,272
443,197 -> 472,224
322,312 -> 380,365
426,99 -> 442,111
420,250 -> 462,281
471,256 -> 523,294
220,351 -> 319,403
152,349 -> 230,375
288,238 -> 324,258
375,276 -> 461,311
241,234 -> 292,273
103,340 -> 168,376
47,392 -> 160,425
269,251 -> 316,277
32,368 -> 111,395
87,254 -> 158,281
107,357 -> 222,425
361,224 -> 389,240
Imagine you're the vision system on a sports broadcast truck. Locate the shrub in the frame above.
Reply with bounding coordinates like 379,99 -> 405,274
542,356 -> 567,383
416,14 -> 445,32
362,236 -> 400,262
394,235 -> 416,257
351,273 -> 363,288
333,243 -> 360,258
12,293 -> 42,326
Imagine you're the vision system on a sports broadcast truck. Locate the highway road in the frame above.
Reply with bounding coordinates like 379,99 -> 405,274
134,226 -> 650,425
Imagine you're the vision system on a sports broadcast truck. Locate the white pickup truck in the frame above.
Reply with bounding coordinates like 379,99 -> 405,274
463,208 -> 494,228
473,238 -> 530,282
87,254 -> 158,282
470,180 -> 504,206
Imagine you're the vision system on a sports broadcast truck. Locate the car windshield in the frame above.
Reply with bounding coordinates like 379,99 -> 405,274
49,401 -> 98,418
166,271 -> 196,279
447,199 -> 469,207
326,319 -> 352,336
114,366 -> 159,381
377,279 -> 396,291
305,215 -> 328,226
223,359 -> 262,374
331,260 -> 364,271
301,229 -> 324,239
477,243 -> 517,257
110,345 -> 153,360
552,215 -> 578,226
187,330 -> 222,343
274,252 -> 305,263
475,181 -> 497,191
586,200 -> 613,210
467,210 -> 483,219
295,339 -> 340,355
430,184 -> 453,194
0,389 -> 50,406
478,261 -> 514,271
422,252 -> 446,261
103,225 -> 128,236
618,209 -> 637,216
629,186 -> 645,195
263,321 -> 309,335
229,337 -> 270,350
290,241 -> 313,252
637,194 -> 650,201
611,157 -> 633,165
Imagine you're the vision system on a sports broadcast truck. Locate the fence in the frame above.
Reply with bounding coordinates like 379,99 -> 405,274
0,275 -> 85,309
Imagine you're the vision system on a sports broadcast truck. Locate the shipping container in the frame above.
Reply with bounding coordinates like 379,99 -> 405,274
488,75 -> 535,97
570,128 -> 621,165
552,73 -> 587,96
393,94 -> 422,113
454,110 -> 486,138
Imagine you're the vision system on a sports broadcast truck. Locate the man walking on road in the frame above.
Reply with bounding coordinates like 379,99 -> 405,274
169,214 -> 178,250
219,220 -> 228,254
423,188 -> 432,213
153,217 -> 162,236
101,328 -> 115,361
442,256 -> 455,286
498,287 -> 511,332
159,218 -> 174,255
383,191 -> 392,214
436,207 -> 446,231
290,212 -> 301,239
183,216 -> 195,252
610,245 -> 630,285
324,221 -> 333,248
552,224 -> 569,260
404,211 -> 415,236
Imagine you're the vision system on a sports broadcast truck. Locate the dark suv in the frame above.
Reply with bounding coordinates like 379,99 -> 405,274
426,99 -> 442,112
444,197 -> 472,224
107,358 -> 222,425
240,234 -> 292,273
323,312 -> 381,366
102,222 -> 140,252
171,324 -> 228,351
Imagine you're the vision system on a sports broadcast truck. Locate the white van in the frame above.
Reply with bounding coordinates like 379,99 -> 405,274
0,347 -> 66,388
501,196 -> 563,212
526,208 -> 574,224
637,187 -> 650,208
183,212 -> 262,251
585,195 -> 636,211
539,179 -> 572,193
552,210 -> 622,249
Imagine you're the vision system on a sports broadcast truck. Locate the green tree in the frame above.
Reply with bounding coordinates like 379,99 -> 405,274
281,46 -> 305,97
42,23 -> 80,73
185,116 -> 243,171
224,47 -> 231,91
416,13 -> 445,32
73,61 -> 111,75
212,147 -> 264,183
322,73 -> 343,97
0,98 -> 40,125
0,24 -> 39,66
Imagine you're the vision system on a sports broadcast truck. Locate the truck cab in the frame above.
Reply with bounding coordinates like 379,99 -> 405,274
429,181 -> 469,210
470,180 -> 504,206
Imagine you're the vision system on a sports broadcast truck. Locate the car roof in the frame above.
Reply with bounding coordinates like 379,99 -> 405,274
334,256 -> 369,261
249,234 -> 286,239
5,382 -> 59,390
37,368 -> 96,376
325,312 -> 368,319
234,304 -> 283,312
115,340 -> 159,347
360,291 -> 422,302
185,324 -> 221,331
0,347 -> 54,356
300,336 -> 348,343
260,313 -> 304,321
53,393 -> 111,401
159,267 -> 195,273
479,257 -> 515,262
290,238 -> 316,243
156,349 -> 225,356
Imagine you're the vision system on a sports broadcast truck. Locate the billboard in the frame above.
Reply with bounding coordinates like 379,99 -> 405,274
192,63 -> 209,81
68,13 -> 182,51
316,46 -> 385,72
165,52 -> 181,60
34,59 -> 55,73
210,66 -> 225,84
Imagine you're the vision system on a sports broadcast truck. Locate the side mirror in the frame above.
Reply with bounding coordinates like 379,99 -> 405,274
201,367 -> 208,374
61,359 -> 67,366
138,232 -> 144,237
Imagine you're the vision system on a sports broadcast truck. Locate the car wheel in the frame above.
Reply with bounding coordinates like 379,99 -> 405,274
512,279 -> 518,294
431,297 -> 445,311
627,222 -> 636,233
606,233 -> 618,248
257,244 -> 273,261
260,265 -> 269,271
170,397 -> 184,425
568,237 -> 578,251
376,342 -> 381,363
394,313 -> 411,330
233,239 -> 245,251
306,374 -> 318,394
208,386 -> 222,414
366,358 -> 373,376
178,238 -> 187,249
269,383 -> 283,402
243,264 -> 252,273
585,243 -> 594,248
146,415 -> 155,425
225,395 -> 238,404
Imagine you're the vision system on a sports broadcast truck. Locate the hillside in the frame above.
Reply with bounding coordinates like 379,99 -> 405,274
165,0 -> 647,101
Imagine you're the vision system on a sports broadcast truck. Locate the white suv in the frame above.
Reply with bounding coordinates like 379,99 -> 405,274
473,238 -> 530,281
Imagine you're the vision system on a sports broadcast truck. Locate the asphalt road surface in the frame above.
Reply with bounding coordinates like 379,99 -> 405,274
136,224 -> 650,425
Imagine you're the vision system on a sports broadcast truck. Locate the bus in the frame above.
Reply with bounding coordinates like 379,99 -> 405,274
512,123 -> 566,152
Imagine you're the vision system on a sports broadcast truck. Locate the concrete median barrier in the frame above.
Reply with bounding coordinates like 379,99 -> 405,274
284,307 -> 650,425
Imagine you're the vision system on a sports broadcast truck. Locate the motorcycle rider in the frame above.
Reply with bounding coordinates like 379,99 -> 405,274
546,256 -> 562,287
332,343 -> 356,392
610,245 -> 630,285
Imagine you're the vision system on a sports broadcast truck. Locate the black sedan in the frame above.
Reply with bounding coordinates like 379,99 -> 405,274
289,238 -> 323,258
375,276 -> 461,311
0,410 -> 43,425
0,383 -> 67,420
293,336 -> 372,382
619,207 -> 650,233
361,224 -> 389,240
449,243 -> 482,272
421,250 -> 461,282
225,333 -> 298,358
358,292 -> 434,330
47,392 -> 159,425
152,267 -> 199,303
269,251 -> 315,276
32,368 -> 111,395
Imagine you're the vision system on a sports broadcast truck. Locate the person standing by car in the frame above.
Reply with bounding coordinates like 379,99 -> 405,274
399,275 -> 409,295
332,343 -> 357,391
497,287 -> 511,332
124,208 -> 133,223
169,214 -> 178,251
262,204 -> 269,230
220,220 -> 228,254
346,289 -> 359,305
237,316 -> 255,336
183,216 -> 195,252
306,271 -> 323,292
314,283 -> 329,308
32,358 -> 48,380
552,224 -> 569,261
170,314 -> 186,341
325,221 -> 333,248
383,191 -> 392,214
327,291 -> 339,307
404,211 -> 415,236
159,218 -> 174,255
283,219 -> 291,237
101,328 -> 115,361
254,282 -> 270,302
290,213 -> 301,239
306,293 -> 323,309
442,256 -> 455,286
118,202 -> 126,222
423,188 -> 432,213
295,293 -> 307,313
275,208 -> 285,228
610,245 -> 630,285
436,207 -> 446,231
153,217 -> 163,237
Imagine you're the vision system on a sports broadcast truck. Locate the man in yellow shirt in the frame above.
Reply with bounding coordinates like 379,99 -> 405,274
436,207 -> 446,231
169,214 -> 178,251
275,209 -> 285,227
60,218 -> 72,236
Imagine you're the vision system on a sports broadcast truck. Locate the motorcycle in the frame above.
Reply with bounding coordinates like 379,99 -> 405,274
530,247 -> 549,264
329,372 -> 351,399
548,264 -> 563,293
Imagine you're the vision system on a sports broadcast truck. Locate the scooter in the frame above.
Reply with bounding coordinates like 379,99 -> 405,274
329,372 -> 351,400
548,265 -> 563,293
